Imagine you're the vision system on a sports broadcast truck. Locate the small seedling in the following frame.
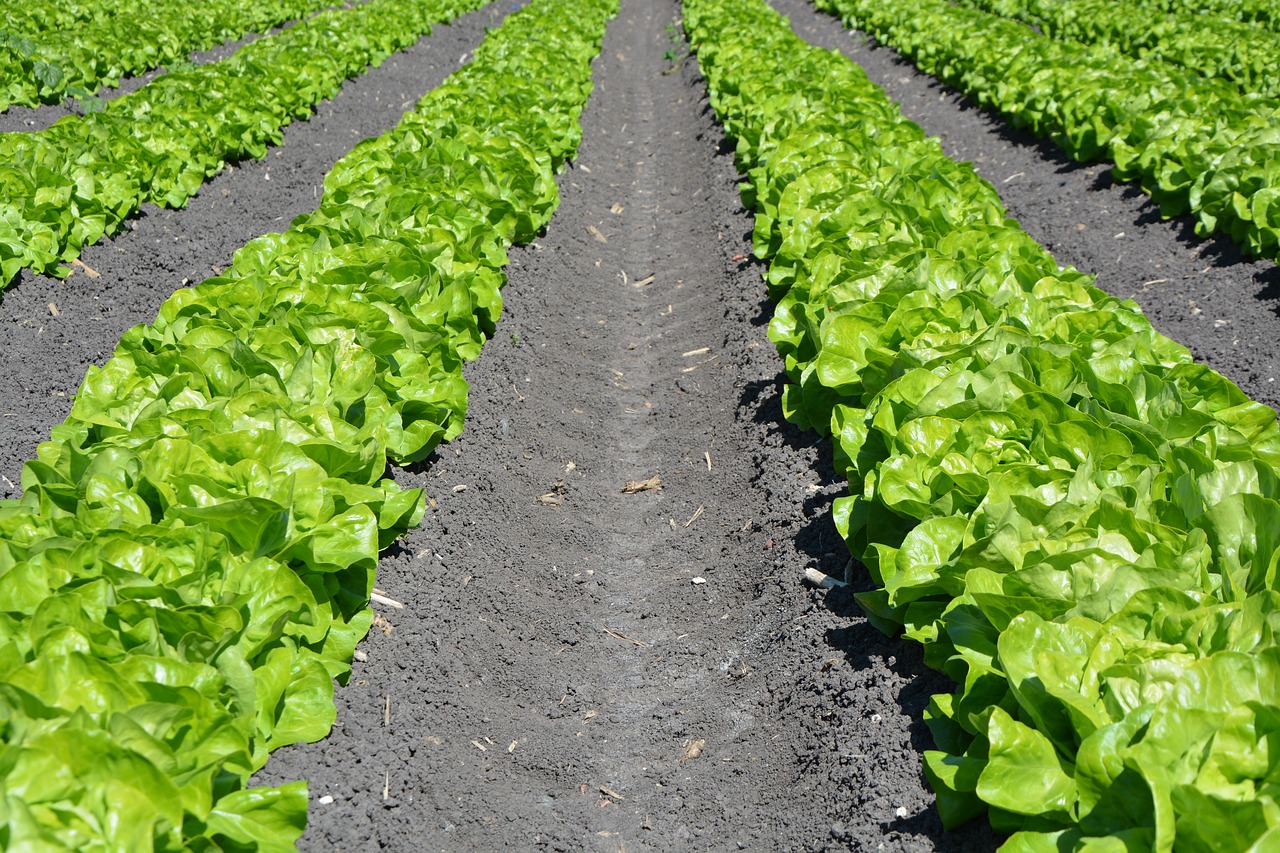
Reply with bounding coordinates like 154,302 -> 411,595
662,20 -> 689,72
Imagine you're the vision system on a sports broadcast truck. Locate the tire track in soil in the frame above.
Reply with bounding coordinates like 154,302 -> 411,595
257,0 -> 996,850
0,4 -> 509,499
770,0 -> 1280,413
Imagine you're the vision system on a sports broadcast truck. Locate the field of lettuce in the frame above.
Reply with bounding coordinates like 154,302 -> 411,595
2,0 -> 1280,849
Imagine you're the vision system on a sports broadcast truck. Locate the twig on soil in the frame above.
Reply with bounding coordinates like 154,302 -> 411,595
371,589 -> 404,609
631,274 -> 655,288
804,567 -> 847,590
684,505 -> 705,527
705,451 -> 712,472
600,785 -> 625,801
383,772 -> 389,801
384,694 -> 391,727
70,258 -> 100,278
621,474 -> 661,493
586,224 -> 608,243
603,625 -> 647,647
682,347 -> 711,357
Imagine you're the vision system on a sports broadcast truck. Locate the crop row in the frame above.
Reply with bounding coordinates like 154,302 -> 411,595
687,0 -> 1280,848
816,0 -> 1280,262
1,0 -> 162,36
1141,0 -> 1280,28
0,0 -> 613,847
0,0 -> 490,290
955,0 -> 1280,98
0,0 -> 333,111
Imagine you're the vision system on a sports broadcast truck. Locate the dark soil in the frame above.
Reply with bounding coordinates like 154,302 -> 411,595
5,0 -> 1276,850
770,0 -> 1280,413
0,4 -> 509,499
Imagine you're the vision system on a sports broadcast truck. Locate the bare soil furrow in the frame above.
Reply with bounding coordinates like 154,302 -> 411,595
256,0 -> 996,849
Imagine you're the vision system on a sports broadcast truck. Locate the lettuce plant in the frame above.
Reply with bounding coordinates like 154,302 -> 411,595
0,0 -> 494,288
0,0 -> 335,110
955,0 -> 1280,98
686,0 -> 1280,847
0,0 -> 615,847
814,0 -> 1280,262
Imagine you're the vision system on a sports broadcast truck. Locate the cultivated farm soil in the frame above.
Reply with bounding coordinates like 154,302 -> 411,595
2,0 -> 1277,850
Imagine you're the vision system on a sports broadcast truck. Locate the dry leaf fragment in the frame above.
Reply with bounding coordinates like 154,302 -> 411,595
371,613 -> 394,636
631,274 -> 655,288
600,785 -> 625,801
586,224 -> 608,243
47,302 -> 59,317
610,203 -> 624,214
535,478 -> 569,506
681,739 -> 706,761
621,474 -> 661,494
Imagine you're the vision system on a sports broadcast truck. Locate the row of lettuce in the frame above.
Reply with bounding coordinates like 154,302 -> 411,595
0,0 -> 493,291
687,0 -> 1280,849
953,0 -> 1280,98
812,0 -> 1280,263
0,0 -> 334,112
1147,0 -> 1280,26
0,0 -> 614,847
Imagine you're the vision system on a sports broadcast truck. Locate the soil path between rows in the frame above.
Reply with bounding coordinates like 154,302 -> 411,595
257,0 -> 995,849
770,0 -> 1280,413
0,4 -> 508,500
